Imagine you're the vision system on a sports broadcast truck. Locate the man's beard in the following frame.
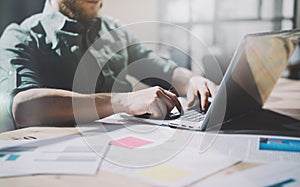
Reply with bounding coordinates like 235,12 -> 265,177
58,0 -> 101,23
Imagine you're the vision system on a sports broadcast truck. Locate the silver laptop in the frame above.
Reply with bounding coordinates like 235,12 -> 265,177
121,29 -> 300,131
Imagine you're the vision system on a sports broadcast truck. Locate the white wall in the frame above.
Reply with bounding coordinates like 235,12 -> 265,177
101,0 -> 159,43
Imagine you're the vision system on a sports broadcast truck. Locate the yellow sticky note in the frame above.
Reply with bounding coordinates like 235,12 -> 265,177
138,164 -> 191,183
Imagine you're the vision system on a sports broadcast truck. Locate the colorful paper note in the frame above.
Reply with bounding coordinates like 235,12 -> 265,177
109,136 -> 153,149
138,163 -> 191,183
6,154 -> 20,161
259,137 -> 300,153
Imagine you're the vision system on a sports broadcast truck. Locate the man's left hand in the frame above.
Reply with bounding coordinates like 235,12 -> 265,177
186,76 -> 218,112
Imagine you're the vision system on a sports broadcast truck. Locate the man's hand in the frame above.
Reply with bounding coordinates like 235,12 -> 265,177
187,76 -> 218,112
121,86 -> 182,119
171,67 -> 218,112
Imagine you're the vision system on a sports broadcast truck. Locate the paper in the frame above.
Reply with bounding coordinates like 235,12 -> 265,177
197,162 -> 300,187
142,147 -> 239,186
90,121 -> 240,187
0,135 -> 102,178
78,119 -> 192,167
202,134 -> 300,163
82,119 -> 300,186
80,120 -> 300,187
99,145 -> 239,187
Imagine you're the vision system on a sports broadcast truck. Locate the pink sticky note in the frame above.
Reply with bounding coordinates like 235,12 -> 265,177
109,137 -> 153,149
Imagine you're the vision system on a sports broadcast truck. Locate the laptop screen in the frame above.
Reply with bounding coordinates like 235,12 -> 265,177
231,31 -> 299,105
204,29 -> 300,130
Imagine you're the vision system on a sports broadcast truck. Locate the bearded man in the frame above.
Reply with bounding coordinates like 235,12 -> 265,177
0,0 -> 217,131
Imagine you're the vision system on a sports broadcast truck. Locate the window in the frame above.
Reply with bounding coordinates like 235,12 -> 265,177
158,0 -> 296,73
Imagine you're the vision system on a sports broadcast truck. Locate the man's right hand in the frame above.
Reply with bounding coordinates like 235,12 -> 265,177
116,86 -> 182,119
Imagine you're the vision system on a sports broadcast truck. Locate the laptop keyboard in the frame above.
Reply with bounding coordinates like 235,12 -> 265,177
179,109 -> 206,122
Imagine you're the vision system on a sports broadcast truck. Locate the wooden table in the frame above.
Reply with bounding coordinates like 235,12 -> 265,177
0,78 -> 299,186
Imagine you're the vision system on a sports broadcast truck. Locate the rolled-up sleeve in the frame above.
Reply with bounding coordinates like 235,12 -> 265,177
0,24 -> 40,131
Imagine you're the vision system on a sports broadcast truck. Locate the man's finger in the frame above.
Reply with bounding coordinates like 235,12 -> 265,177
163,89 -> 183,114
157,90 -> 175,111
198,86 -> 210,111
207,81 -> 218,97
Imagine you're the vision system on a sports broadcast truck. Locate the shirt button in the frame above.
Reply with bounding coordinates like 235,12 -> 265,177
71,46 -> 79,53
8,71 -> 13,76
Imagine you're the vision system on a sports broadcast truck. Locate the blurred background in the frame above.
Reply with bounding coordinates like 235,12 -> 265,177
1,0 -> 299,79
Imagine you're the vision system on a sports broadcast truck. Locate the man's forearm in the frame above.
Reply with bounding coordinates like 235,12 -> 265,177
12,88 -> 124,127
12,86 -> 183,127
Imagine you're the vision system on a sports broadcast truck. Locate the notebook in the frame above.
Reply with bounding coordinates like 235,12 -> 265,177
121,29 -> 300,131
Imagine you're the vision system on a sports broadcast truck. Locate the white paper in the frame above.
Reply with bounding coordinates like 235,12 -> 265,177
197,163 -> 300,187
78,119 -> 240,187
203,134 -> 300,163
0,134 -> 102,178
99,145 -> 239,187
79,118 -> 300,186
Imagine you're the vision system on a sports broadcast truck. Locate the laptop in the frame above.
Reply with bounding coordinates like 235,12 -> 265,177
121,29 -> 300,131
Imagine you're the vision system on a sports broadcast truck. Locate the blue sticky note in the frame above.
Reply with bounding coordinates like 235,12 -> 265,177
6,154 -> 20,161
259,138 -> 300,153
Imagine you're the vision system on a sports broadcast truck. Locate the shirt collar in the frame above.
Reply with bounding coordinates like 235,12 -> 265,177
42,0 -> 73,31
41,0 -> 102,48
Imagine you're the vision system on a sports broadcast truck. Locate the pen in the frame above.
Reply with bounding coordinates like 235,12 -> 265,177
23,136 -> 37,140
